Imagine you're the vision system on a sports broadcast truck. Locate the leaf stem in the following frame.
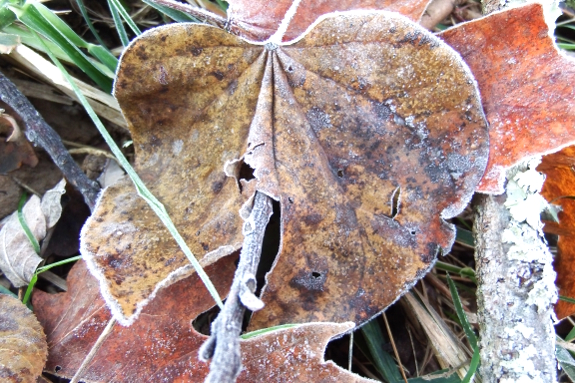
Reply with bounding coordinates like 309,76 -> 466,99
200,191 -> 273,383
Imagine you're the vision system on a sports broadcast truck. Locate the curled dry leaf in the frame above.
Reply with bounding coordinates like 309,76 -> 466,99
0,179 -> 66,287
33,259 -> 373,383
0,110 -> 38,173
439,3 -> 575,194
226,0 -> 432,42
82,11 -> 488,327
538,146 -> 575,319
0,293 -> 48,383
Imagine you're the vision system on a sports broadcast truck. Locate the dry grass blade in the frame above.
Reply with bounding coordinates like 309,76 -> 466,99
403,291 -> 474,380
8,44 -> 127,130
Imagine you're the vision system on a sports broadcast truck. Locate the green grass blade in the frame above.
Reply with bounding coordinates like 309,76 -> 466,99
10,4 -> 113,91
361,319 -> 403,383
17,192 -> 40,254
73,0 -> 108,47
108,0 -> 129,47
22,255 -> 82,305
88,44 -> 118,73
556,342 -> 575,380
461,348 -> 480,383
455,226 -> 474,247
142,0 -> 199,22
560,295 -> 575,305
241,324 -> 300,339
446,274 -> 477,350
32,31 -> 224,309
0,7 -> 16,29
108,0 -> 141,36
4,23 -> 72,62
558,42 -> 575,50
214,0 -> 228,11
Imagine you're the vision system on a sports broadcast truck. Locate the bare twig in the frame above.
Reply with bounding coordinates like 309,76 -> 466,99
0,71 -> 100,210
70,317 -> 116,383
199,191 -> 273,383
144,0 -> 227,29
383,312 -> 409,383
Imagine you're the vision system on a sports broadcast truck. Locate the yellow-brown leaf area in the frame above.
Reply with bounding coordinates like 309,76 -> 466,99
83,11 -> 488,327
0,294 -> 47,383
539,146 -> 575,319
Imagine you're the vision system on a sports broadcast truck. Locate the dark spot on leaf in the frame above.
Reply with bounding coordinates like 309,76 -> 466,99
201,242 -> 209,251
288,197 -> 294,204
190,47 -> 203,56
211,180 -> 223,194
211,71 -> 224,81
337,169 -> 344,178
289,269 -> 327,292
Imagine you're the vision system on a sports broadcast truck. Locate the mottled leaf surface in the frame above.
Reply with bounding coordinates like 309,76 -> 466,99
538,146 -> 575,319
440,3 -> 575,194
0,294 -> 47,383
82,11 -> 488,328
226,0 -> 432,42
33,259 -> 374,382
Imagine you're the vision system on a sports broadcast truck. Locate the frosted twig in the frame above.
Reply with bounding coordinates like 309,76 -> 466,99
200,191 -> 273,383
0,72 -> 100,210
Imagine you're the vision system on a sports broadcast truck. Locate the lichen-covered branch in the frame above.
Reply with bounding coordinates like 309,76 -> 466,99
0,71 -> 100,210
199,191 -> 273,383
473,160 -> 557,383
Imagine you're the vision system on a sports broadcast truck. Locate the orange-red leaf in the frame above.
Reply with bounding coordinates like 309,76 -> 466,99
33,259 -> 373,382
227,0 -> 432,42
538,146 -> 575,319
439,3 -> 575,194
82,11 -> 488,329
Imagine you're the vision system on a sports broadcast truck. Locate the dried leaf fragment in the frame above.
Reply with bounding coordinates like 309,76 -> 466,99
0,293 -> 48,383
0,179 -> 66,287
0,109 -> 38,173
83,11 -> 488,328
33,259 -> 372,382
439,3 -> 575,194
538,146 -> 575,319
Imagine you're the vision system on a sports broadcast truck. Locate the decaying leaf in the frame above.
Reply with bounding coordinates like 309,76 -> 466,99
439,3 -> 575,194
0,109 -> 38,173
226,0 -> 432,42
82,10 -> 489,327
538,146 -> 575,319
0,293 -> 48,383
33,259 -> 374,382
0,179 -> 66,287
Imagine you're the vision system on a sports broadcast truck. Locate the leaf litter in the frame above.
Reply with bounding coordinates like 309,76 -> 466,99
32,258 -> 374,382
0,179 -> 66,287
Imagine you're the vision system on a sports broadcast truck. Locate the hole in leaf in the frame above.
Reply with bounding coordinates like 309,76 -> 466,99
192,303 -> 222,336
390,187 -> 400,218
243,199 -> 281,330
54,366 -> 62,372
254,199 -> 281,297
239,161 -> 255,182
287,65 -> 294,72
337,169 -> 344,178
288,197 -> 294,204
410,230 -> 416,235
312,271 -> 322,279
